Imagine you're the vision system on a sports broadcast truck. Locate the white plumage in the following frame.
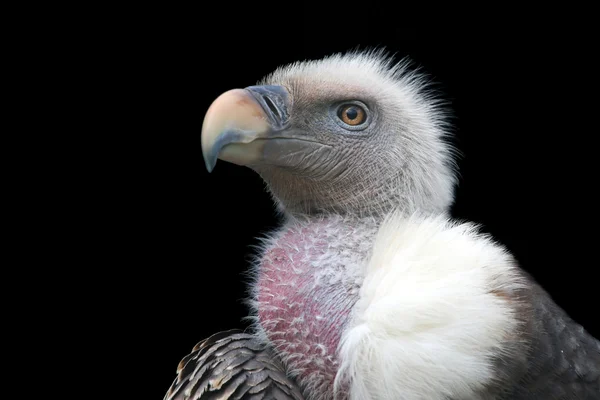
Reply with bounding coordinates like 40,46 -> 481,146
336,212 -> 524,400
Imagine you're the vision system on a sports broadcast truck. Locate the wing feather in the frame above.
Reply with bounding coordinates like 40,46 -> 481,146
164,330 -> 304,400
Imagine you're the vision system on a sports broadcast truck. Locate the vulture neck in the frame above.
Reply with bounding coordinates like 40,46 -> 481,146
280,200 -> 431,222
254,213 -> 380,398
260,169 -> 452,220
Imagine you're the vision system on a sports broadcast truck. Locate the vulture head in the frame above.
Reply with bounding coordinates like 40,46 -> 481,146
202,51 -> 457,217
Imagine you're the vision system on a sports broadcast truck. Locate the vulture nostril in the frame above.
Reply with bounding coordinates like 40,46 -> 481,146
263,96 -> 281,120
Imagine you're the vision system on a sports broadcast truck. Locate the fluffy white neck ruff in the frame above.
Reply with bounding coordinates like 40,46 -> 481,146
335,210 -> 526,400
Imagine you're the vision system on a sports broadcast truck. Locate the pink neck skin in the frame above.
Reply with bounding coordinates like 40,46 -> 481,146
256,217 -> 374,397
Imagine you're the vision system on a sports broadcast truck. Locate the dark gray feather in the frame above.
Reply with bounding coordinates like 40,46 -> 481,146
164,330 -> 305,400
489,278 -> 600,400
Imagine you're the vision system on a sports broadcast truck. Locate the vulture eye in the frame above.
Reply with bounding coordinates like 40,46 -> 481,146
337,104 -> 367,126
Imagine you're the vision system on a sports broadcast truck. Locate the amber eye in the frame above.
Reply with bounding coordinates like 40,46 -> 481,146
337,104 -> 366,126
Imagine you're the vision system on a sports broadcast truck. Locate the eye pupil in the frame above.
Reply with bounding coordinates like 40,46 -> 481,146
345,107 -> 358,120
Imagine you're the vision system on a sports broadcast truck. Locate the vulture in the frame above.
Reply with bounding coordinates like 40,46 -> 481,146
164,51 -> 600,400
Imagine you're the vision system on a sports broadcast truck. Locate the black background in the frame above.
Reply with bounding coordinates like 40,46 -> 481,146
92,6 -> 598,396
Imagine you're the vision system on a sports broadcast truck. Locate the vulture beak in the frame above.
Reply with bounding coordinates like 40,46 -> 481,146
201,85 -> 290,172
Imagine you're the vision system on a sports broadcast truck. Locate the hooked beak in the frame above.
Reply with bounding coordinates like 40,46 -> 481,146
201,85 -> 290,172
